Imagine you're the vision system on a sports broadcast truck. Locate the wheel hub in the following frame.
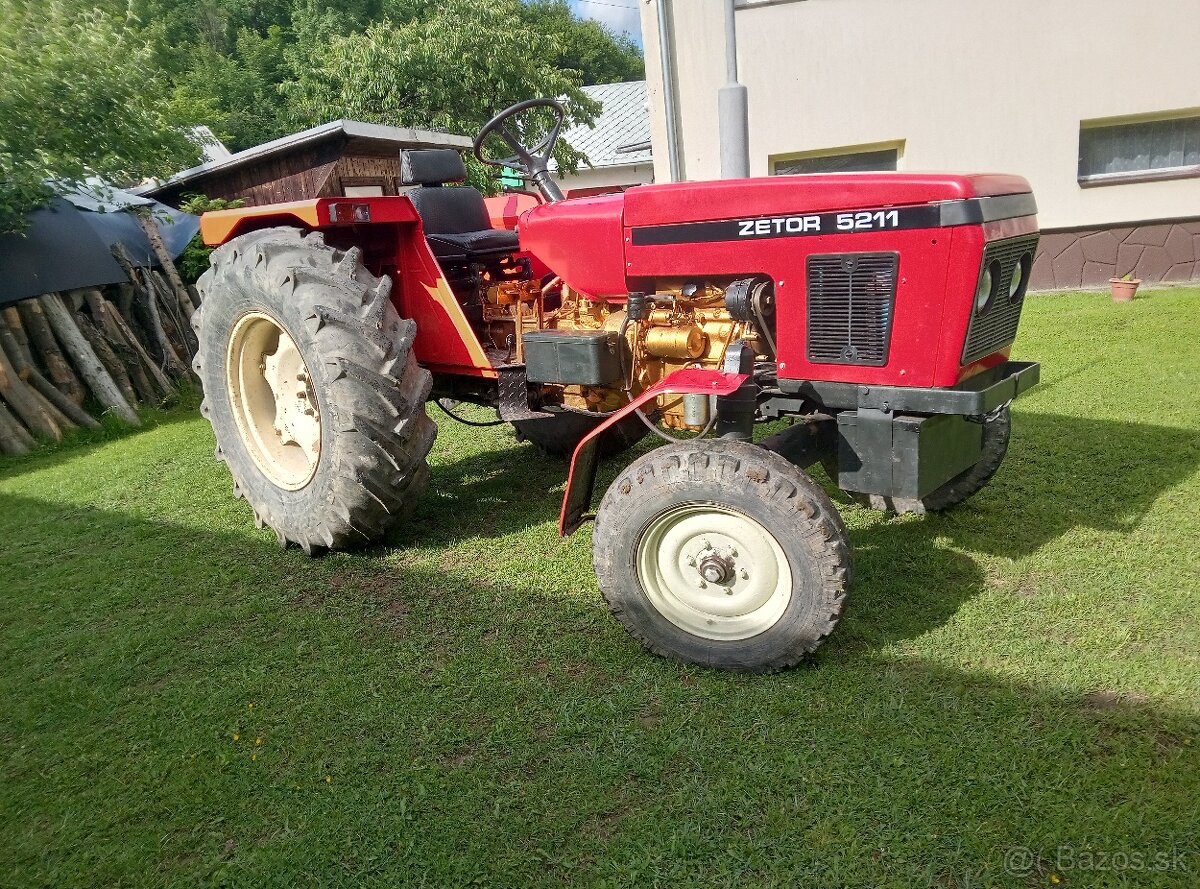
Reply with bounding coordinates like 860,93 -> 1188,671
226,312 -> 321,490
636,502 -> 793,641
697,550 -> 736,585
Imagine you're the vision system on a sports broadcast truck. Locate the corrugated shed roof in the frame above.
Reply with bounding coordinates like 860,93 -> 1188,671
560,81 -> 652,169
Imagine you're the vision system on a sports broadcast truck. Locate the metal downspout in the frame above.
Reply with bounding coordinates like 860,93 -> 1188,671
655,0 -> 683,182
718,0 -> 750,179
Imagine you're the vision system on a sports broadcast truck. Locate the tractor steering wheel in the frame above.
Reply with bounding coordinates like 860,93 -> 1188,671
473,98 -> 566,203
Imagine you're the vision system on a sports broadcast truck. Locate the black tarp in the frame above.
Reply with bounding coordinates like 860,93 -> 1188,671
0,184 -> 199,307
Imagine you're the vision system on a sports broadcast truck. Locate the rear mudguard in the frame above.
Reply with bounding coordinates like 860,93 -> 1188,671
559,368 -> 749,536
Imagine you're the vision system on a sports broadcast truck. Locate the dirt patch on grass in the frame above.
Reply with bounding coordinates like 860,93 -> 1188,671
1080,689 -> 1150,710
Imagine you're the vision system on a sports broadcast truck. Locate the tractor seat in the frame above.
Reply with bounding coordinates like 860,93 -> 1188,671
400,149 -> 520,263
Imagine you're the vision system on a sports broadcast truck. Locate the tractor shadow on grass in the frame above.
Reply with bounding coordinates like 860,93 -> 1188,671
405,410 -> 1199,655
1,487 -> 1198,885
823,410 -> 1199,654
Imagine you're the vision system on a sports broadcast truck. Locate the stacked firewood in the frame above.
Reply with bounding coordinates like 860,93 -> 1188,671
0,223 -> 199,455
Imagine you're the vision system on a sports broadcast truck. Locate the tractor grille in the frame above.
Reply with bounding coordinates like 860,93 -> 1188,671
961,234 -> 1040,364
806,252 -> 899,366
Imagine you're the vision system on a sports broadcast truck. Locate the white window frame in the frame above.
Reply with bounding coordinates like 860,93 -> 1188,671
1078,110 -> 1200,188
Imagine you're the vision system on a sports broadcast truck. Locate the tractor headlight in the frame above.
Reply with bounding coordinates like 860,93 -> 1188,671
975,262 -> 998,314
1009,252 -> 1032,303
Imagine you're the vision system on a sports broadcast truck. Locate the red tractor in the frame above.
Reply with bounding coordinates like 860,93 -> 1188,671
195,99 -> 1040,671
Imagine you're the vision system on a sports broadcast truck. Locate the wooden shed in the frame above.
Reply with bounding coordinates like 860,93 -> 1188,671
136,120 -> 473,208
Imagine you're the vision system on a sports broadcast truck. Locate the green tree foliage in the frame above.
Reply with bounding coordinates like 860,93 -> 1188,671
282,1 -> 599,141
153,0 -> 643,152
521,0 -> 644,85
0,0 -> 202,232
0,0 -> 643,229
176,193 -> 245,282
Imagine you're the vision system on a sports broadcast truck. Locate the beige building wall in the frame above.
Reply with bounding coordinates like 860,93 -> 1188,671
552,162 -> 654,194
641,0 -> 1200,233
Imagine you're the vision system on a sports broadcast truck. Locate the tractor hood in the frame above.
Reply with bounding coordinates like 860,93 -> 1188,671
518,173 -> 1033,299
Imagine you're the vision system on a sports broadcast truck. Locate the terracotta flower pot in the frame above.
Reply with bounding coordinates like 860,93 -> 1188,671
1110,278 -> 1140,302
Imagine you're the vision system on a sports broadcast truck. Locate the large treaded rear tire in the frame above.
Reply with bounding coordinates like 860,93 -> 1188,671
194,227 -> 436,555
593,441 -> 852,672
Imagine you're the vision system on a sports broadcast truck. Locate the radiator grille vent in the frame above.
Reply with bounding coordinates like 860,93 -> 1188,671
806,252 -> 899,366
962,235 -> 1040,364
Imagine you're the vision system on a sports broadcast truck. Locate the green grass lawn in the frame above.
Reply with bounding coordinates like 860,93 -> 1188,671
2,288 -> 1198,888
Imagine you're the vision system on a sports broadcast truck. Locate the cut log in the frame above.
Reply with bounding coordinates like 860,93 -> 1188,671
80,290 -> 159,404
101,300 -> 174,398
0,399 -> 33,455
137,268 -> 188,378
0,334 -> 61,439
0,313 -> 30,374
151,270 -> 196,359
115,283 -> 136,322
1,307 -> 36,369
16,298 -> 86,405
0,321 -> 75,432
136,215 -> 194,321
40,293 -> 140,426
75,311 -> 139,408
25,379 -> 76,432
153,270 -> 195,345
24,366 -> 101,429
111,245 -> 165,351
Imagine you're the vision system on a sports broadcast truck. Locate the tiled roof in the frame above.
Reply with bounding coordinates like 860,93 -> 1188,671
560,81 -> 652,169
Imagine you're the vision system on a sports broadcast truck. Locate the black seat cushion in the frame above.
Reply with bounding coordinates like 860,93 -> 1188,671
406,182 -> 518,260
425,228 -> 520,259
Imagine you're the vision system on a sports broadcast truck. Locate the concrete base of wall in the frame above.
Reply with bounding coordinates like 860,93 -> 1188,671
1030,219 -> 1200,291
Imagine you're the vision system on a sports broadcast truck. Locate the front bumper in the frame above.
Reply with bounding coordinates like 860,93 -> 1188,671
779,360 -> 1040,416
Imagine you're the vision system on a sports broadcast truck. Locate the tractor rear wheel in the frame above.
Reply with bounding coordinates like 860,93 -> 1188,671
194,227 -> 436,554
513,411 -> 646,457
593,440 -> 852,672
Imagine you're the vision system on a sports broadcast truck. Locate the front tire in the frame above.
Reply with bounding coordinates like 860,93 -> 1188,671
194,227 -> 436,554
593,441 -> 852,672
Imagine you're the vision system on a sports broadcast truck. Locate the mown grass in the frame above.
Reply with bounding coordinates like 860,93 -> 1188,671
1,288 -> 1198,888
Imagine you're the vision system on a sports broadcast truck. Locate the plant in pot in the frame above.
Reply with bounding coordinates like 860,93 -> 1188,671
1110,272 -> 1141,302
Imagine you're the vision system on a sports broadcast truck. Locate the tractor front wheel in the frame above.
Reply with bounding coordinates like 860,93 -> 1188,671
194,227 -> 436,554
593,440 -> 852,672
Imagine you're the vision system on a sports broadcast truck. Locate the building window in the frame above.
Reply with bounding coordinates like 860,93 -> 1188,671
773,147 -> 899,176
1078,114 -> 1200,185
340,176 -> 390,197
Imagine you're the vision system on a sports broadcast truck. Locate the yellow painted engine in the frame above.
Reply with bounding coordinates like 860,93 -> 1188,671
482,278 -> 768,430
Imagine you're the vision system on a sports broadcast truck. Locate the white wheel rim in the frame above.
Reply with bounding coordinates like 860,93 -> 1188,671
635,502 -> 793,641
225,312 -> 321,490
